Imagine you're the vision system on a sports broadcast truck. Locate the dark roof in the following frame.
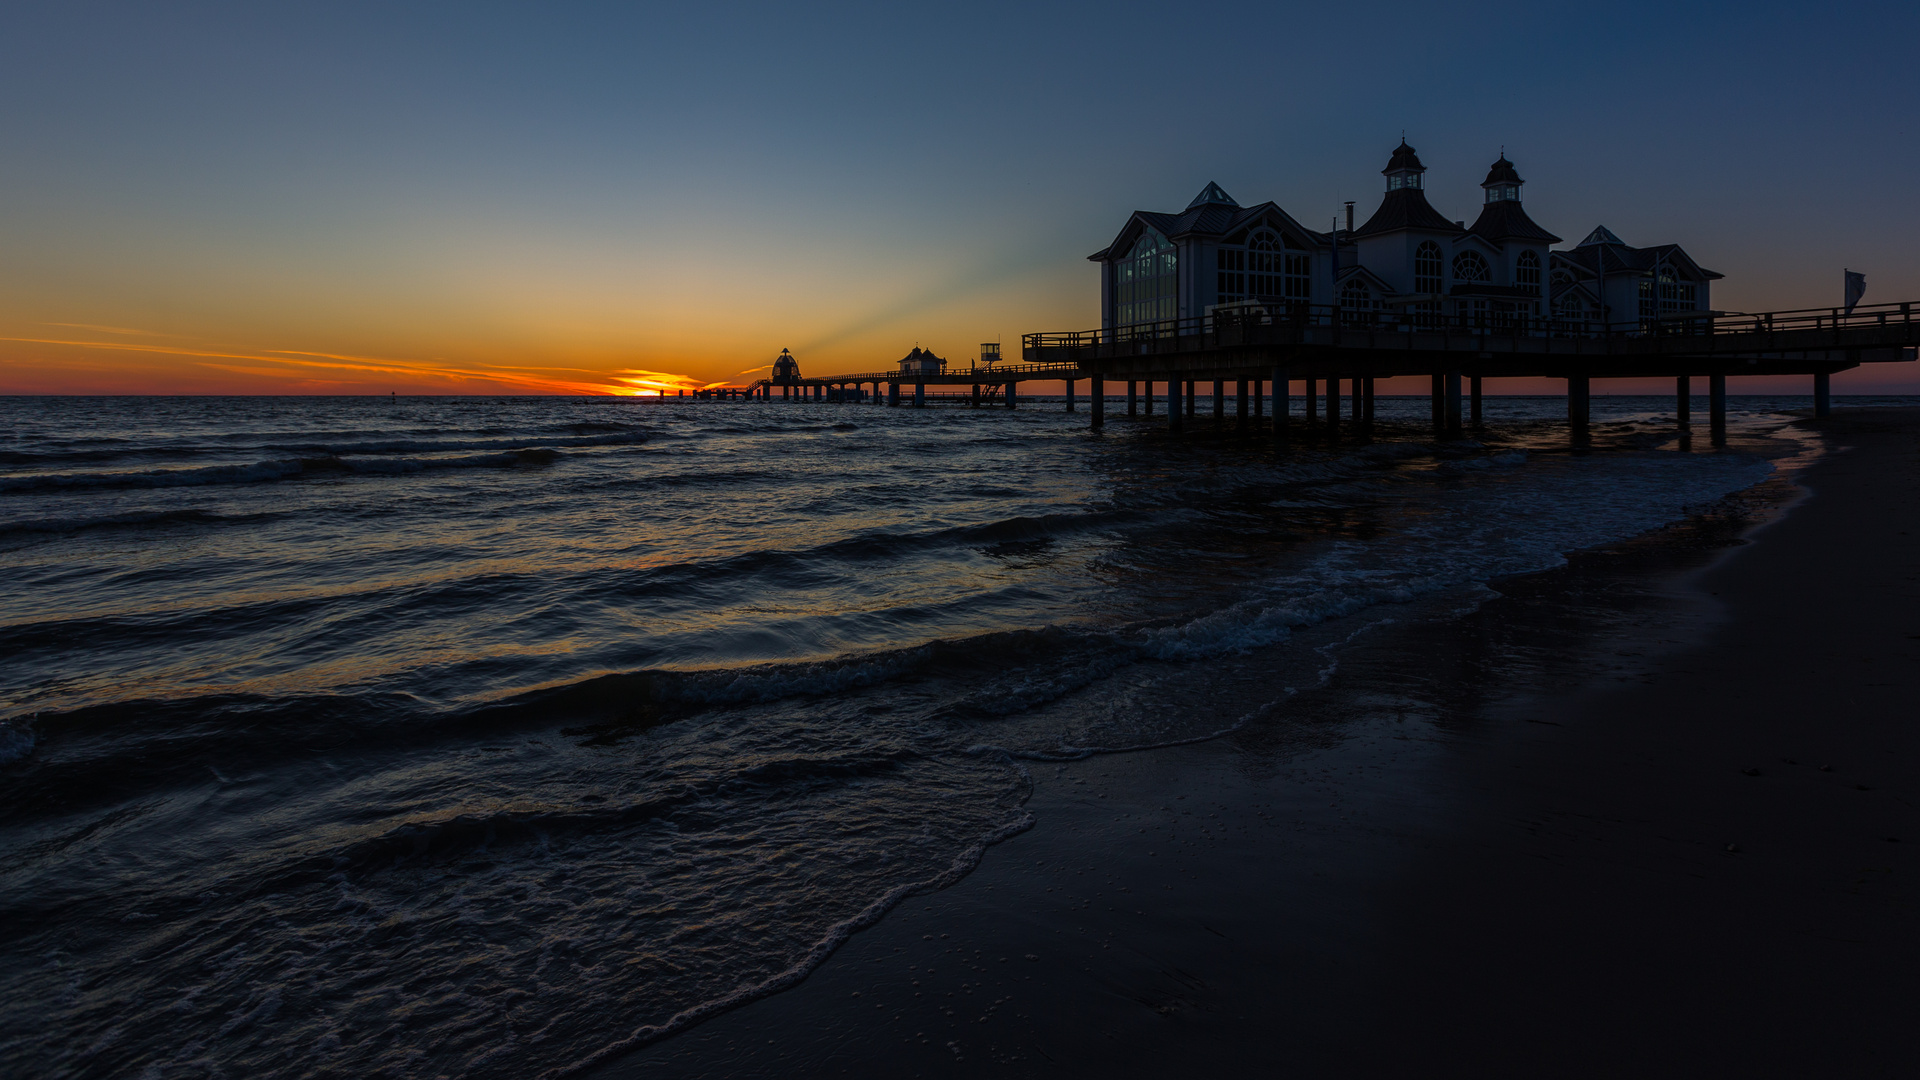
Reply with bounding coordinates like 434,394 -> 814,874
1552,237 -> 1724,280
1466,199 -> 1561,244
1481,155 -> 1523,187
1088,200 -> 1324,261
1576,225 -> 1625,247
1383,139 -> 1425,174
1353,188 -> 1461,237
1185,182 -> 1239,210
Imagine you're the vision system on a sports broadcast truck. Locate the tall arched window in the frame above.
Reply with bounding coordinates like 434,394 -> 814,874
1247,230 -> 1282,297
1452,250 -> 1491,283
1658,263 -> 1697,312
1414,242 -> 1443,294
1340,280 -> 1377,324
1516,250 -> 1541,290
1116,228 -> 1177,326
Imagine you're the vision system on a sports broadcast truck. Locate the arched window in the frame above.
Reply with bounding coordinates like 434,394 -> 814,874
1556,292 -> 1594,321
1452,250 -> 1490,283
1116,228 -> 1177,326
1550,269 -> 1574,288
1414,242 -> 1443,294
1340,279 -> 1378,324
1657,263 -> 1698,312
1516,250 -> 1541,290
1247,230 -> 1282,297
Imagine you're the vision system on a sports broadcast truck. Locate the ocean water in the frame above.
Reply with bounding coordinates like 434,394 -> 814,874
0,393 -> 1884,1078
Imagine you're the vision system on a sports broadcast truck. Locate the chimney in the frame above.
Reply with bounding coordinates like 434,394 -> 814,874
1344,201 -> 1355,232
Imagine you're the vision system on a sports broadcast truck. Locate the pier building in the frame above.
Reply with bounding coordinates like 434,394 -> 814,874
719,140 -> 1916,444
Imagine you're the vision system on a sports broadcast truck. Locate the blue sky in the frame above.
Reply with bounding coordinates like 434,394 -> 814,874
4,1 -> 1917,392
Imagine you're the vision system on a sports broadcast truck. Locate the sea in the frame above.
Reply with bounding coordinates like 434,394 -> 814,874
0,392 -> 1898,1079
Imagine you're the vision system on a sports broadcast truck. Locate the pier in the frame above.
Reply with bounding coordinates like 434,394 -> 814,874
698,303 -> 1916,446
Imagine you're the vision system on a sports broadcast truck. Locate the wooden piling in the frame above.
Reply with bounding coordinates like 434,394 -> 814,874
1445,371 -> 1463,435
1469,376 -> 1483,424
1709,373 -> 1726,443
1676,376 -> 1690,426
1127,380 -> 1138,417
1091,376 -> 1105,429
1236,379 -> 1249,430
1814,372 -> 1831,417
1568,375 -> 1590,446
1169,379 -> 1185,431
1272,368 -> 1290,442
1307,378 -> 1318,421
1065,379 -> 1076,412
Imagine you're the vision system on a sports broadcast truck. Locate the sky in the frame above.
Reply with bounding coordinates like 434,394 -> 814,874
3,0 -> 1918,396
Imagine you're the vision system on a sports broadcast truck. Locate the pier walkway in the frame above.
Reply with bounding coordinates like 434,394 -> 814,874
700,301 -> 1920,444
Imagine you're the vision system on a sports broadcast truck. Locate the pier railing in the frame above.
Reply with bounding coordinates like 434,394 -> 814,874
1023,301 -> 1920,359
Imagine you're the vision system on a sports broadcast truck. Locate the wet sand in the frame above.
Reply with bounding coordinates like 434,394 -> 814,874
595,409 -> 1920,1079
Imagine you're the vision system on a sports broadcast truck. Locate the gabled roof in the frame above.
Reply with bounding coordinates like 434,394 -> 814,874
1552,234 -> 1724,280
1335,264 -> 1398,297
1353,188 -> 1461,237
1088,199 -> 1326,261
1467,199 -> 1561,244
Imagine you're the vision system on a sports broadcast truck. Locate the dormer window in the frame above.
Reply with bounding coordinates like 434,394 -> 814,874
1387,172 -> 1422,191
1485,184 -> 1520,203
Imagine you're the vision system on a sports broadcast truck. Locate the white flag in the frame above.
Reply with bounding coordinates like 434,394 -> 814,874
1844,270 -> 1866,314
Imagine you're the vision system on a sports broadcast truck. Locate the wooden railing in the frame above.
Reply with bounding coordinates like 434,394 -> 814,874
1022,301 -> 1920,355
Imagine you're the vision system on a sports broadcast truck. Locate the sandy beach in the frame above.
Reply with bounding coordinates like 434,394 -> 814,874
598,408 -> 1920,1079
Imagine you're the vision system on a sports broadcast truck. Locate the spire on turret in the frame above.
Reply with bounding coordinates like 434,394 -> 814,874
1466,154 -> 1561,243
1383,140 -> 1426,191
1481,154 -> 1523,203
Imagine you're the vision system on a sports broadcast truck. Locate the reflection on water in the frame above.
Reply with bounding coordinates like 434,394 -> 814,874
0,394 -> 1860,1077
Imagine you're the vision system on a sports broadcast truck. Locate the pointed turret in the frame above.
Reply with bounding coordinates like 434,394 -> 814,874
1466,154 -> 1560,243
1481,154 -> 1523,203
1354,140 -> 1458,236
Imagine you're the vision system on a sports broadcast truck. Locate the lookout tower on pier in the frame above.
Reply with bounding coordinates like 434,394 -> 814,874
771,348 -> 801,384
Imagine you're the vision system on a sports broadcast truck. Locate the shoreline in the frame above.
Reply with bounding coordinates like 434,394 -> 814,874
596,408 -> 1919,1078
